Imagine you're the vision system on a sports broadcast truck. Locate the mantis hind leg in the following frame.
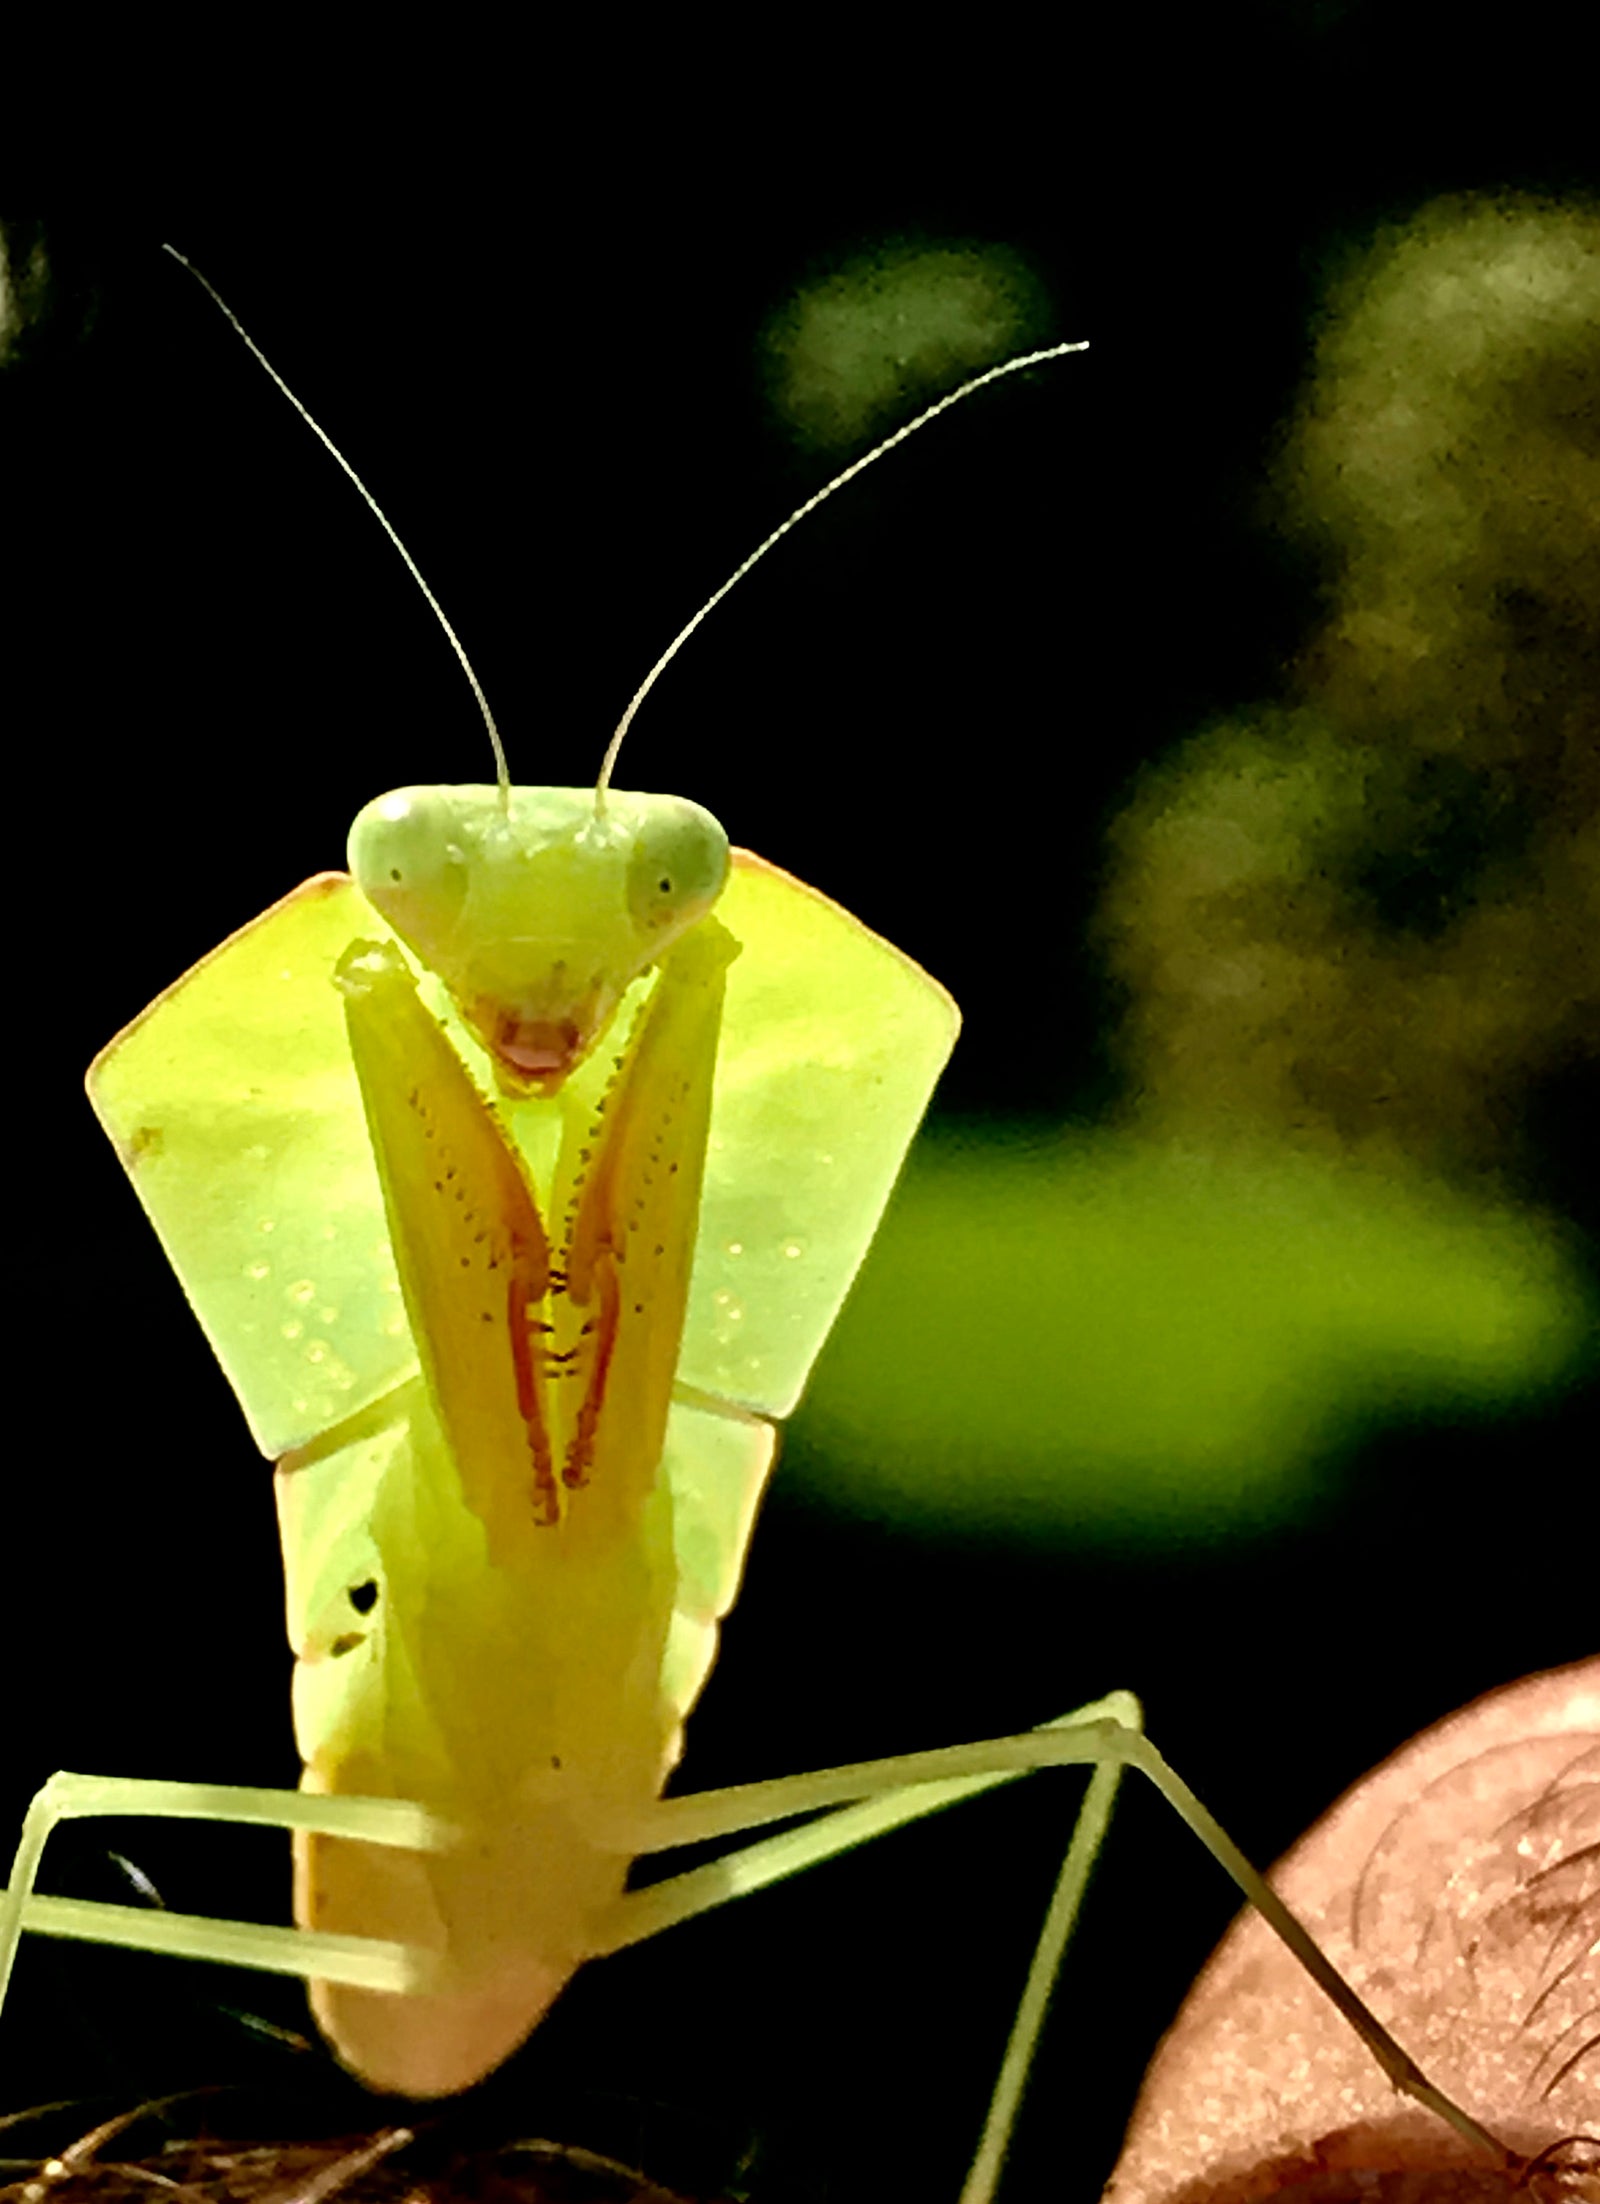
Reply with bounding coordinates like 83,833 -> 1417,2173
601,1693 -> 1510,2204
0,1771 -> 450,2016
600,1691 -> 1137,2204
1,1726 -> 1511,2203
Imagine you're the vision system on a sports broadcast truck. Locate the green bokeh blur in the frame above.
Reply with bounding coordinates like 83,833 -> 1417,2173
793,1130 -> 1596,1545
785,196 -> 1600,1564
760,240 -> 1054,451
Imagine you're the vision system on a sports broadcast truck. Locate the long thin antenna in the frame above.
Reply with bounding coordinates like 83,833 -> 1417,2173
593,338 -> 1089,800
161,243 -> 510,806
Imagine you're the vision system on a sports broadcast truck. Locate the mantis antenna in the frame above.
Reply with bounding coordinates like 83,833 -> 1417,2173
163,242 -> 1085,833
159,242 -> 513,808
593,336 -> 1090,802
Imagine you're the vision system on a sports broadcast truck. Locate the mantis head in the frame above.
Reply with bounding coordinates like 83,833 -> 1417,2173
348,784 -> 730,1092
163,235 -> 1074,1103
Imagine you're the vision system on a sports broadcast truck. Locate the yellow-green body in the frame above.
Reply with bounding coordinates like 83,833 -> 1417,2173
88,792 -> 956,2094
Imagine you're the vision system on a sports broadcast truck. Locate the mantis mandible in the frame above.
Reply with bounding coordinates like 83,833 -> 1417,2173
0,249 -> 1523,2203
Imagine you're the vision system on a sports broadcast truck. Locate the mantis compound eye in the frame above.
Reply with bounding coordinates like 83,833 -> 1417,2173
624,795 -> 730,941
349,786 -> 472,950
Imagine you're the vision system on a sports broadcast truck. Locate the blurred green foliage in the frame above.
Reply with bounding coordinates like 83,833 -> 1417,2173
794,1131 -> 1595,1544
788,200 -> 1600,1549
1103,197 -> 1598,1183
760,238 -> 1053,451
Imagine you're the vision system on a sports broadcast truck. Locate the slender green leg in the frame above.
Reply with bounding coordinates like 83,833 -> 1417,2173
2,1723 -> 1508,2203
601,1695 -> 1143,2204
603,1696 -> 1508,2201
0,1771 -> 452,2012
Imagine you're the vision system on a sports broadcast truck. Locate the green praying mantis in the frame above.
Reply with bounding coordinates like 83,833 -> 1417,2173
0,249 -> 1529,2203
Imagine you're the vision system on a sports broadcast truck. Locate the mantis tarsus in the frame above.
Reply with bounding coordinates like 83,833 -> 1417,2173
0,247 -> 1543,2202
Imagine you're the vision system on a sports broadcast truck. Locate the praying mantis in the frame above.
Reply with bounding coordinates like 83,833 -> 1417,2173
0,241 -> 1568,2202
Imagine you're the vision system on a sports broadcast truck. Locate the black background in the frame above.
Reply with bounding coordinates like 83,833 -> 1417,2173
4,17 -> 1597,2198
